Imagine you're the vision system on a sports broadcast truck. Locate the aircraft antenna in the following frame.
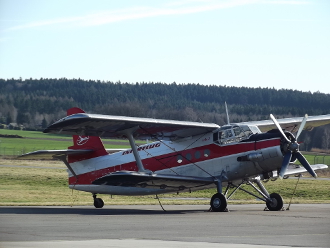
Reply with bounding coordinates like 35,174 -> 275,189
225,102 -> 230,125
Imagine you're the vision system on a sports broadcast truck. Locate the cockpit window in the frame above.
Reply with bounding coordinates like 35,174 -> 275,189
248,125 -> 262,134
213,124 -> 258,145
241,125 -> 253,137
233,126 -> 245,138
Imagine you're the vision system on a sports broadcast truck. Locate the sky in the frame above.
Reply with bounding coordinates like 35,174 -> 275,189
0,0 -> 330,94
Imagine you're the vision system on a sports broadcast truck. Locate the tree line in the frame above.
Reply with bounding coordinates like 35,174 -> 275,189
0,78 -> 329,150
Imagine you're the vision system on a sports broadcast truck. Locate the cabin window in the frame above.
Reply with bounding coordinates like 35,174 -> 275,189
204,149 -> 210,157
195,151 -> 201,159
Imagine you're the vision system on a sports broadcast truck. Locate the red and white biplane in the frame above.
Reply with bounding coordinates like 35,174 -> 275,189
19,107 -> 330,211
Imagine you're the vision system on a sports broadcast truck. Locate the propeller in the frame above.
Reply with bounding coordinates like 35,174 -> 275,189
270,114 -> 317,179
296,114 -> 308,140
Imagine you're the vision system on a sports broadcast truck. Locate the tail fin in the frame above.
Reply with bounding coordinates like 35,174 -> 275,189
67,107 -> 108,163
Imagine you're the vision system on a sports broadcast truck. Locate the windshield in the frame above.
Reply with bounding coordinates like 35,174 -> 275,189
213,124 -> 259,145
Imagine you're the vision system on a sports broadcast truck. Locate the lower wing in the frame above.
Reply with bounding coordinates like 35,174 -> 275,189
273,164 -> 328,178
92,171 -> 215,192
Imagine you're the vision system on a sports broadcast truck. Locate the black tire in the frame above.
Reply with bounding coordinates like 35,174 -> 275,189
210,193 -> 227,212
94,198 -> 104,208
266,193 -> 283,211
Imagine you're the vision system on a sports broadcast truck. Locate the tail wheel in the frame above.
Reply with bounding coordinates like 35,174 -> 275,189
94,198 -> 104,208
266,193 -> 283,211
210,193 -> 227,212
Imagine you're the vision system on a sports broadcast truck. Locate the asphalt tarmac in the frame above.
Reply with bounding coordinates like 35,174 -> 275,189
0,204 -> 329,248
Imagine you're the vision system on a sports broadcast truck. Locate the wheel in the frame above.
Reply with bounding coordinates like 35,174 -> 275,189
266,193 -> 283,211
210,193 -> 227,212
93,198 -> 104,208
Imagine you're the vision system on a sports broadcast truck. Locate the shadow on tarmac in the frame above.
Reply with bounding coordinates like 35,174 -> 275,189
0,206 -> 214,216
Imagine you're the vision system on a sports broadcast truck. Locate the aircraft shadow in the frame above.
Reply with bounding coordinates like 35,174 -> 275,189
0,206 -> 211,216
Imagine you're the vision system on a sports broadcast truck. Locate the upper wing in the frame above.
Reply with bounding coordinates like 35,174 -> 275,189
44,113 -> 220,140
239,114 -> 330,132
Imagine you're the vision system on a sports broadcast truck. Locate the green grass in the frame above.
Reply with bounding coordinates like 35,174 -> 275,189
0,137 -> 128,152
0,130 -> 329,206
0,129 -> 131,156
0,129 -> 72,153
0,138 -> 72,150
0,160 -> 329,206
0,129 -> 71,139
303,154 -> 330,165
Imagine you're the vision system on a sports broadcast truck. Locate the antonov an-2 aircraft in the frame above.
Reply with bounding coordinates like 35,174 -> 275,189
19,107 -> 330,212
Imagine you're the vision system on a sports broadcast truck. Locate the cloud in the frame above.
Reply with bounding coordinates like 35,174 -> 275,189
76,0 -> 259,27
5,16 -> 85,31
5,0 -> 309,31
0,37 -> 10,42
260,0 -> 309,4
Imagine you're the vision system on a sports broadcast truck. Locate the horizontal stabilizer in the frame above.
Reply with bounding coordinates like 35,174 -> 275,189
18,149 -> 126,160
17,149 -> 94,160
92,171 -> 215,191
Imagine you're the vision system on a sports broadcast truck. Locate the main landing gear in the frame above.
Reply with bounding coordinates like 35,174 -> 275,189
93,194 -> 104,208
210,193 -> 227,212
266,193 -> 283,211
210,177 -> 284,212
210,179 -> 228,212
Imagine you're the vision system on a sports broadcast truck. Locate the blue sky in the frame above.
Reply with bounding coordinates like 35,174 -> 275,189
1,0 -> 329,93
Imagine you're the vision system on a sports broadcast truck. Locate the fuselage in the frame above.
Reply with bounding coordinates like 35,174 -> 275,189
68,124 -> 284,195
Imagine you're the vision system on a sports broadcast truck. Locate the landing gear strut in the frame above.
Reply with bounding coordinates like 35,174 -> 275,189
93,194 -> 104,208
210,178 -> 228,212
224,177 -> 284,211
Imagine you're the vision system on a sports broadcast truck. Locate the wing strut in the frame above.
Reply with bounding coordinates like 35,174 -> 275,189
120,126 -> 151,174
54,155 -> 78,179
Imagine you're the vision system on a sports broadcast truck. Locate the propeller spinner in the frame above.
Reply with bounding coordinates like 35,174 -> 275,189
270,114 -> 317,179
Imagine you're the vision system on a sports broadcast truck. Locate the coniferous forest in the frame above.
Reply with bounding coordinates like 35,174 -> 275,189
1,78 -> 330,150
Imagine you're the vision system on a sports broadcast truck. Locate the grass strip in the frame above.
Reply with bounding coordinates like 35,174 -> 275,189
0,159 -> 329,206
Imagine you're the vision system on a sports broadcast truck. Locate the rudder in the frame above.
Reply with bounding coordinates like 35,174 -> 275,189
67,107 -> 108,163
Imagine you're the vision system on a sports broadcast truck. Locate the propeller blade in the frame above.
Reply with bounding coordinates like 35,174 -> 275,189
279,151 -> 292,179
270,114 -> 290,143
296,114 -> 308,140
296,152 -> 317,178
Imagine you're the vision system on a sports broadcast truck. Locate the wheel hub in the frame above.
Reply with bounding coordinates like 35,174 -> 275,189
269,198 -> 278,208
213,198 -> 221,208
